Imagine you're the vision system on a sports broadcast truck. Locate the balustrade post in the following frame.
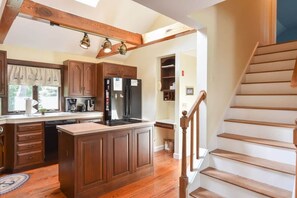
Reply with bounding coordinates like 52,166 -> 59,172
294,119 -> 297,197
179,111 -> 189,198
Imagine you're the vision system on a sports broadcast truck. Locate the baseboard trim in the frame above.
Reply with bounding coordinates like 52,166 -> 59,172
154,145 -> 164,152
173,152 -> 181,159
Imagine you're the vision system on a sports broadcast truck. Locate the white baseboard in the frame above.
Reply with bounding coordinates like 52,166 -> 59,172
173,152 -> 181,159
154,145 -> 164,152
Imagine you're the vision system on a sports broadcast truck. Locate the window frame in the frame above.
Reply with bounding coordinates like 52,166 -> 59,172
2,59 -> 64,115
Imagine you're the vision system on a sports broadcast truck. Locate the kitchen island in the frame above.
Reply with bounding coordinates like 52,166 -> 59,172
57,122 -> 154,198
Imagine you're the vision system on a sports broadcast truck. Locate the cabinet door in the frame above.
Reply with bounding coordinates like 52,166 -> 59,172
133,127 -> 153,171
83,63 -> 96,96
69,61 -> 84,96
121,66 -> 137,79
0,125 -> 4,169
0,51 -> 7,96
103,64 -> 121,78
108,129 -> 132,180
77,133 -> 107,191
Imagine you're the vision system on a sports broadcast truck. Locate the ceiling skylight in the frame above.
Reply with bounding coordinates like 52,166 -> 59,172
75,0 -> 100,8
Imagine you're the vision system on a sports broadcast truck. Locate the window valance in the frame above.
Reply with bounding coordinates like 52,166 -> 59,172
7,64 -> 61,87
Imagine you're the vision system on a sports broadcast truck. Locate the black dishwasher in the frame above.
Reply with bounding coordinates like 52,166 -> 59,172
44,119 -> 76,163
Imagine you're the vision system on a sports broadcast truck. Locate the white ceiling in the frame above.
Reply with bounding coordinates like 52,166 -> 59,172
0,0 -> 223,60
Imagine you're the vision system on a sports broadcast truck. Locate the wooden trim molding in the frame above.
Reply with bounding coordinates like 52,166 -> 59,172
8,59 -> 63,69
0,0 -> 24,43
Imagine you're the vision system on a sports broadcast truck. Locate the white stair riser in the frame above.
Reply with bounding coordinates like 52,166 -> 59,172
252,50 -> 297,64
244,70 -> 293,83
200,174 -> 269,198
249,60 -> 295,73
210,156 -> 294,191
223,121 -> 293,143
226,108 -> 297,124
239,82 -> 297,94
257,42 -> 297,55
218,138 -> 295,165
233,95 -> 297,108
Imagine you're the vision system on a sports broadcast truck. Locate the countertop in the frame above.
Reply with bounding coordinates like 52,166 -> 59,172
57,121 -> 155,136
0,111 -> 103,124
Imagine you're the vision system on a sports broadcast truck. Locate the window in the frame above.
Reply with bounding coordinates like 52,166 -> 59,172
8,85 -> 60,113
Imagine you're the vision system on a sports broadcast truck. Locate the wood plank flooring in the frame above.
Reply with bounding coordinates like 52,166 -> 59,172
1,151 -> 180,198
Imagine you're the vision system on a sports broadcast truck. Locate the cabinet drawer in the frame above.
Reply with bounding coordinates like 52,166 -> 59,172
17,141 -> 43,152
17,133 -> 43,142
17,151 -> 43,166
17,123 -> 43,132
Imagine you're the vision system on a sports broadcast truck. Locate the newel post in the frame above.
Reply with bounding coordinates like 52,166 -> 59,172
179,111 -> 189,198
294,119 -> 297,198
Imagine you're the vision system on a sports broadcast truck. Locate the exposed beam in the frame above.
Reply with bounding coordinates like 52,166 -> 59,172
97,28 -> 196,59
0,0 -> 24,44
19,0 -> 142,45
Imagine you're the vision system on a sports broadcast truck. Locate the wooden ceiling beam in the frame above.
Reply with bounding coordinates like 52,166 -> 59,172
19,0 -> 143,45
0,0 -> 24,44
97,29 -> 196,59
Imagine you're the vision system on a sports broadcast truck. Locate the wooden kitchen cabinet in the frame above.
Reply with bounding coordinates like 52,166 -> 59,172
133,126 -> 153,171
0,125 -> 5,172
97,62 -> 137,111
107,129 -> 133,180
160,55 -> 175,101
0,51 -> 7,96
5,122 -> 44,172
64,60 -> 97,97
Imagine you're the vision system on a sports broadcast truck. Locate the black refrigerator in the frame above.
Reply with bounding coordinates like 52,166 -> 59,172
104,78 -> 142,125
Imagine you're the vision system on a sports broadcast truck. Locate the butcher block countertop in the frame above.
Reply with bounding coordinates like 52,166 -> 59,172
57,121 -> 154,136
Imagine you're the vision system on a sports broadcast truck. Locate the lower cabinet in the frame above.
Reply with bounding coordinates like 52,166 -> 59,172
0,125 -> 5,172
59,125 -> 154,198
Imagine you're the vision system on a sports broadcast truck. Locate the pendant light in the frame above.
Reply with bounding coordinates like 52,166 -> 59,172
80,33 -> 90,49
102,38 -> 112,53
118,41 -> 127,55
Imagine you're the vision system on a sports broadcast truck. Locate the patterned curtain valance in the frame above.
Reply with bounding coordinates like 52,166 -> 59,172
7,64 -> 61,87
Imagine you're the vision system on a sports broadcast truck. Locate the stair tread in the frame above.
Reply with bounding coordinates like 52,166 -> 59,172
258,40 -> 297,48
200,167 -> 292,198
230,106 -> 297,111
242,80 -> 290,85
190,187 -> 223,198
218,133 -> 295,150
254,48 -> 297,56
250,58 -> 296,65
210,149 -> 295,175
225,119 -> 295,128
246,69 -> 293,74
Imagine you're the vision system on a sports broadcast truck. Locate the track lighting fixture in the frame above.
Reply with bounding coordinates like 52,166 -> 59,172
80,33 -> 90,49
118,41 -> 127,55
102,38 -> 112,53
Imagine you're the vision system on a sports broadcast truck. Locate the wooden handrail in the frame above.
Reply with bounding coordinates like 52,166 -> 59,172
179,90 -> 207,198
290,57 -> 297,87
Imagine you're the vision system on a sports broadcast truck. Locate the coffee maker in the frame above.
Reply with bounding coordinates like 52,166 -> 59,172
85,98 -> 95,111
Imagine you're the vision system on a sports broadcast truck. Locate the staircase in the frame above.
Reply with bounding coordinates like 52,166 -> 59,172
192,41 -> 297,198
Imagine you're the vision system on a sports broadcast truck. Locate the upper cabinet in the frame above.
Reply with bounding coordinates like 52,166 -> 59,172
160,56 -> 175,101
0,51 -> 7,97
64,60 -> 97,97
99,62 -> 137,79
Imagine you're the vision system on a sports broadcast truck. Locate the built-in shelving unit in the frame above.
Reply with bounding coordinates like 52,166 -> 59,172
160,56 -> 175,101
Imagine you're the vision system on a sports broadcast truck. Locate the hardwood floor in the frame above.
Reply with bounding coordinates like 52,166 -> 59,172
1,151 -> 180,198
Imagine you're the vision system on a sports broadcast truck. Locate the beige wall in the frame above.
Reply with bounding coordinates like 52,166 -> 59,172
191,0 -> 273,149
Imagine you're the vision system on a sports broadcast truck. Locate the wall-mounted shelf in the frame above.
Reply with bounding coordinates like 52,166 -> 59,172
160,56 -> 175,101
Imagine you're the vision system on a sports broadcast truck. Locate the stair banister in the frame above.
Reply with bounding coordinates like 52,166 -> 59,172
179,90 -> 207,198
290,57 -> 297,87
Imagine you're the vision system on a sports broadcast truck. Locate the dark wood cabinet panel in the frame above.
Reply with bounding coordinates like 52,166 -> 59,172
0,51 -> 7,96
64,60 -> 97,97
17,141 -> 42,152
17,122 -> 43,132
17,150 -> 43,166
108,129 -> 132,180
77,133 -> 107,192
133,127 -> 153,170
69,61 -> 84,96
103,63 -> 122,78
83,63 -> 97,96
121,66 -> 137,79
